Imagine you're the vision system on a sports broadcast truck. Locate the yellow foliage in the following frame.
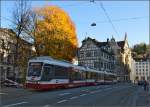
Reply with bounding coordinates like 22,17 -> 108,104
34,5 -> 78,61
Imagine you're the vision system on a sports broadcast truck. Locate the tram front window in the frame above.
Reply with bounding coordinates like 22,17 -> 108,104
28,62 -> 43,77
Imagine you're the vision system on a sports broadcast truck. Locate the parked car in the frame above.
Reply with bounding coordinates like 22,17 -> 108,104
2,79 -> 22,88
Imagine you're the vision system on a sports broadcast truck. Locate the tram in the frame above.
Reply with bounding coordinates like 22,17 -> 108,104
25,56 -> 117,90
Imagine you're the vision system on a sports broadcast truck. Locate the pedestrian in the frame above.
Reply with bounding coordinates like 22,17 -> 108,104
147,81 -> 149,91
143,80 -> 147,91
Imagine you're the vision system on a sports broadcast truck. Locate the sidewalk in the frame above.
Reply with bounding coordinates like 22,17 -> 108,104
136,86 -> 150,106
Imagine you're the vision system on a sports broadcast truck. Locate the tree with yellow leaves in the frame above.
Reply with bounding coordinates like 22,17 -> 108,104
32,5 -> 78,61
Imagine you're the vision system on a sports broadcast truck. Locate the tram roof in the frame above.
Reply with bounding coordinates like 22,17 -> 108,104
29,56 -> 73,67
29,56 -> 116,75
104,71 -> 116,75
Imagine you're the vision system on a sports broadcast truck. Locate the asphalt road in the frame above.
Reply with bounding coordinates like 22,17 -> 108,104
1,83 -> 150,107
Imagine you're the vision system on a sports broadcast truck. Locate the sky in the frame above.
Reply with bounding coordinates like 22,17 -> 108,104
1,0 -> 149,47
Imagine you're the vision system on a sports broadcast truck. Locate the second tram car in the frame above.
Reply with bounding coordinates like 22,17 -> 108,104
25,56 -> 117,90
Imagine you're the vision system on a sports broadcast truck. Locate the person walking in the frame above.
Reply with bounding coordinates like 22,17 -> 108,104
143,80 -> 147,91
148,80 -> 150,94
147,81 -> 149,91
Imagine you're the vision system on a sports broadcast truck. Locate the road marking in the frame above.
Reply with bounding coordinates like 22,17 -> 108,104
69,96 -> 78,99
4,102 -> 28,107
90,91 -> 98,94
57,100 -> 67,104
80,94 -> 87,96
59,93 -> 71,96
90,90 -> 102,94
43,105 -> 50,107
0,92 -> 7,95
82,89 -> 88,91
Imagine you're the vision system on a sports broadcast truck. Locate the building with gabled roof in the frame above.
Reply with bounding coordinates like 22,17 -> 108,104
78,33 -> 132,82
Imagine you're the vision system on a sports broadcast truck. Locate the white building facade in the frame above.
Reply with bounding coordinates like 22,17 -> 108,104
135,60 -> 150,81
131,59 -> 150,83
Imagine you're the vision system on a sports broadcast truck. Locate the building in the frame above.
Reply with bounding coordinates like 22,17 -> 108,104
78,37 -> 115,73
109,34 -> 132,81
78,33 -> 132,81
0,28 -> 33,82
131,58 -> 150,82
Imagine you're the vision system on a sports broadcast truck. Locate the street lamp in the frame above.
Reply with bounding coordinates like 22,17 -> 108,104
91,22 -> 96,26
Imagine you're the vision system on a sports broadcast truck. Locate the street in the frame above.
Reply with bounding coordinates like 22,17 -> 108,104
1,83 -> 150,107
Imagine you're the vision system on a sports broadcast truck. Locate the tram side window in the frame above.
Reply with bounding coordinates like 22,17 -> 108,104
91,72 -> 96,79
75,71 -> 82,80
69,71 -> 82,81
41,64 -> 54,81
54,65 -> 68,79
82,72 -> 86,80
104,74 -> 111,81
87,71 -> 91,79
98,73 -> 104,80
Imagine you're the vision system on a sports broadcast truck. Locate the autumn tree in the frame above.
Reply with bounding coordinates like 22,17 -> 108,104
32,5 -> 78,61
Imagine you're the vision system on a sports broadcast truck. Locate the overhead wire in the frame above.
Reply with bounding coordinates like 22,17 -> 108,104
99,2 -> 120,39
96,16 -> 148,23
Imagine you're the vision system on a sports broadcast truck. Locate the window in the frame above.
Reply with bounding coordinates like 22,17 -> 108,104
69,69 -> 82,81
80,52 -> 84,58
28,62 -> 43,77
42,67 -> 51,81
87,71 -> 92,79
100,62 -> 103,68
86,52 -> 92,57
54,65 -> 68,79
82,72 -> 86,80
104,63 -> 106,69
41,64 -> 55,81
94,62 -> 99,69
86,43 -> 91,48
94,51 -> 98,56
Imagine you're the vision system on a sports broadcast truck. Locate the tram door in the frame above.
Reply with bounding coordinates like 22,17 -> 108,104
68,67 -> 74,83
41,64 -> 54,81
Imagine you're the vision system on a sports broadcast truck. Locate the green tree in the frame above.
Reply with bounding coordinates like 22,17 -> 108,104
132,43 -> 149,58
